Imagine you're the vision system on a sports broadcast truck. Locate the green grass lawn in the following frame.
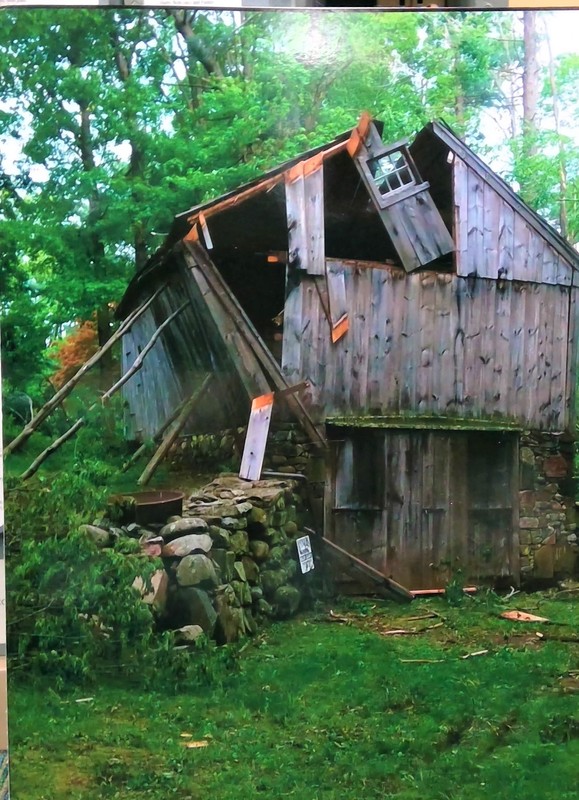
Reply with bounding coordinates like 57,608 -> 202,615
8,593 -> 579,800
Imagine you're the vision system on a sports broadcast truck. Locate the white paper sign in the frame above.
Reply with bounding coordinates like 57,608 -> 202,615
296,535 -> 314,574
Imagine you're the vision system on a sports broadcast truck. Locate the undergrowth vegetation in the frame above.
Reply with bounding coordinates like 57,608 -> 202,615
4,396 -> 223,690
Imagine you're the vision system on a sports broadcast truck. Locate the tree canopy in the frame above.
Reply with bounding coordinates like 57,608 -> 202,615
0,8 -> 577,398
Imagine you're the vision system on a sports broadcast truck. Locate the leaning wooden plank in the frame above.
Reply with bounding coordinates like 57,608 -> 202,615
138,374 -> 213,486
314,532 -> 413,604
239,393 -> 275,481
5,285 -> 166,456
100,302 -> 190,402
121,396 -> 189,472
20,303 -> 189,481
182,241 -> 327,451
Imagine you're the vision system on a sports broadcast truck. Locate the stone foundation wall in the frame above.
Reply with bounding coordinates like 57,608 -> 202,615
101,475 -> 320,645
519,431 -> 578,581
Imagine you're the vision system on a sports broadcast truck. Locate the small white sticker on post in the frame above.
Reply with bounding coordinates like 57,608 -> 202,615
296,535 -> 315,574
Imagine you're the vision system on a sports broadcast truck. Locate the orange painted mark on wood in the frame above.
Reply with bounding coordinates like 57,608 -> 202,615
183,222 -> 199,242
252,393 -> 275,411
331,315 -> 349,343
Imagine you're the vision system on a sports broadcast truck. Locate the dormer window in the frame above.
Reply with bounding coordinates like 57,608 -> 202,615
359,139 -> 429,211
368,148 -> 414,196
350,120 -> 454,271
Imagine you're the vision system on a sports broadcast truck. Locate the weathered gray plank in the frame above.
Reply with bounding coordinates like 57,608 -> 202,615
239,393 -> 274,481
454,156 -> 469,276
467,167 -> 485,275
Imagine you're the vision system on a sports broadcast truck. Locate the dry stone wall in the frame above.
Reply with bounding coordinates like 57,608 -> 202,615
519,431 -> 578,582
94,475 -> 319,646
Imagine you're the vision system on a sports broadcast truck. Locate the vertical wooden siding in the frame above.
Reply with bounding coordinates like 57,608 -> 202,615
121,264 -> 255,440
285,263 -> 573,431
328,429 -> 518,590
453,156 -> 574,286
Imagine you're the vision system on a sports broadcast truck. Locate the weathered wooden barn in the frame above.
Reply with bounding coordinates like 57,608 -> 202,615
117,116 -> 579,590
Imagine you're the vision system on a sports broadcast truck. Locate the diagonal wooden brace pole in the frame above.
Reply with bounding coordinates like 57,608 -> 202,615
182,241 -> 327,452
5,285 -> 167,456
20,302 -> 189,481
137,373 -> 213,486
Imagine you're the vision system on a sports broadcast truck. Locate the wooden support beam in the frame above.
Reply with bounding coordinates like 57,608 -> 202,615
5,285 -> 167,456
20,302 -> 188,481
181,241 -> 327,452
121,396 -> 189,472
138,374 -> 213,486
101,302 -> 190,402
308,530 -> 413,604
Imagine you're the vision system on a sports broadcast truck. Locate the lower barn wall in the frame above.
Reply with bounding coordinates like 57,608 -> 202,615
168,422 -> 578,587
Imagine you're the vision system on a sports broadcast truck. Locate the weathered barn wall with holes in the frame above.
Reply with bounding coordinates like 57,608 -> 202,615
283,262 -> 576,432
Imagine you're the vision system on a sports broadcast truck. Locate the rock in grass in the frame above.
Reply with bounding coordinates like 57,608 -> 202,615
161,534 -> 212,558
176,554 -> 218,588
79,525 -> 111,547
174,625 -> 205,644
177,587 -> 217,635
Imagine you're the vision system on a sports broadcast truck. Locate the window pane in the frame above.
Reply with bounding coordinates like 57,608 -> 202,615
368,149 -> 414,196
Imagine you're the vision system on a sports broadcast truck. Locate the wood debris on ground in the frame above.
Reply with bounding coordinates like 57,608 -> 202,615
500,610 -> 550,623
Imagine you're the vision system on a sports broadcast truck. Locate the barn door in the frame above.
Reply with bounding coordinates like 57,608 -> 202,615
327,428 -> 519,591
466,432 -> 518,582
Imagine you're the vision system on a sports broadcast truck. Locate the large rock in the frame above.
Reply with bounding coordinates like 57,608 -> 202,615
176,554 -> 218,587
229,531 -> 249,555
79,524 -> 110,547
161,534 -> 212,558
241,556 -> 259,584
177,587 -> 217,635
273,585 -> 302,619
208,526 -> 230,548
261,569 -> 287,598
212,549 -> 235,582
160,517 -> 208,542
132,569 -> 168,612
249,540 -> 269,562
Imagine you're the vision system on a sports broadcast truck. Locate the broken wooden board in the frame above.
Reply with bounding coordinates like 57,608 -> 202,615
325,260 -> 349,343
239,393 -> 275,481
285,155 -> 325,276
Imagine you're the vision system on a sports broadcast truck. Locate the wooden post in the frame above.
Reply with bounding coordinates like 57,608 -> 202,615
20,303 -> 189,481
137,374 -> 213,486
5,285 -> 167,456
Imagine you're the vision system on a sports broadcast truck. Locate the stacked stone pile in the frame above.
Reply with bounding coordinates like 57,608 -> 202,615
84,475 -> 315,645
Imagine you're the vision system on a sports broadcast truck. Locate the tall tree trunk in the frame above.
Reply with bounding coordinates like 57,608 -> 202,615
522,12 -> 539,155
545,27 -> 569,239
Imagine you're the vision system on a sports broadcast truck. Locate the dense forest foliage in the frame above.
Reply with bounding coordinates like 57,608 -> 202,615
0,8 -> 578,403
